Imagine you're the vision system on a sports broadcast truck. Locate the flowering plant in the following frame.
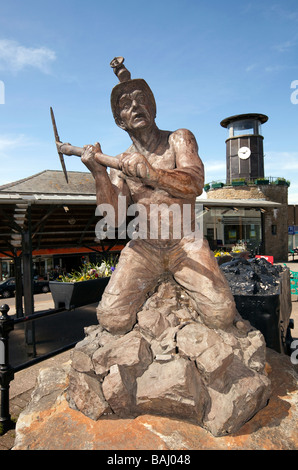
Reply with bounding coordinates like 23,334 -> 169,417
57,259 -> 117,283
214,250 -> 230,258
231,240 -> 247,253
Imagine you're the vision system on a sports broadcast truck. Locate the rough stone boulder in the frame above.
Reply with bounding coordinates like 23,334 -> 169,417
136,357 -> 208,424
65,279 -> 271,436
12,348 -> 298,450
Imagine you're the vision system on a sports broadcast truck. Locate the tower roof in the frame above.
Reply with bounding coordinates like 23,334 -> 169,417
220,113 -> 268,128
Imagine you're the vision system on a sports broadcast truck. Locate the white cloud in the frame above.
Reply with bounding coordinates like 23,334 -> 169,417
269,5 -> 298,23
245,63 -> 258,72
205,161 -> 226,172
0,134 -> 24,151
265,151 -> 298,171
0,39 -> 56,74
274,39 -> 297,53
288,191 -> 298,204
0,133 -> 55,186
0,134 -> 38,158
204,161 -> 226,182
265,65 -> 286,73
263,150 -> 298,203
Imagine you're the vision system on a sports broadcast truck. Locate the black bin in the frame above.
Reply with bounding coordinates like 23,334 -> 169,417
221,258 -> 293,355
234,293 -> 282,352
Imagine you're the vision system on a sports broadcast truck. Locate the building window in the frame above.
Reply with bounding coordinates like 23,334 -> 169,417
227,119 -> 260,137
272,225 -> 277,235
224,225 -> 239,243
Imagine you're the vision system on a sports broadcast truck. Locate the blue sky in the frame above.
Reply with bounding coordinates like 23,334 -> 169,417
0,0 -> 298,203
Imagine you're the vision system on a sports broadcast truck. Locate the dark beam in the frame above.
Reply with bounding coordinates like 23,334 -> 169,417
22,205 -> 34,317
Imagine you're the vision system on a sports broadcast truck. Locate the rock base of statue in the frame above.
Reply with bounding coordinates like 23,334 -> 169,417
13,347 -> 298,450
64,278 -> 270,437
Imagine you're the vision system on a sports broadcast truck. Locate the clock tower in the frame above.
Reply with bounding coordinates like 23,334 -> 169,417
220,113 -> 268,184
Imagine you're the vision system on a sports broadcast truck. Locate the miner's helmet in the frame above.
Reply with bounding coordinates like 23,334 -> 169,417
110,57 -> 157,123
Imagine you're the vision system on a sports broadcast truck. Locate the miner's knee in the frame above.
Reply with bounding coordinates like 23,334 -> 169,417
198,298 -> 237,331
97,302 -> 137,335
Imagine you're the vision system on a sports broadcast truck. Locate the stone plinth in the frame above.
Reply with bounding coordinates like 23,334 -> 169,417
12,348 -> 298,450
62,280 -> 271,437
12,279 -> 277,445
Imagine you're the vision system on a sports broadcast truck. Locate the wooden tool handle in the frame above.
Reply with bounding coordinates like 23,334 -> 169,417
94,152 -> 120,170
58,142 -> 120,170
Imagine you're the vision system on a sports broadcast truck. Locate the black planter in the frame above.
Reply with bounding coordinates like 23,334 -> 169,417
49,277 -> 110,310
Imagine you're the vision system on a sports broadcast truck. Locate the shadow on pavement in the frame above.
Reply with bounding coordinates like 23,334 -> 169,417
9,303 -> 98,369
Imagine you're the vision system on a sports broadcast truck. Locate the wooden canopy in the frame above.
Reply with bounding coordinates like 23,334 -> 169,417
0,170 -> 122,256
0,170 -> 124,317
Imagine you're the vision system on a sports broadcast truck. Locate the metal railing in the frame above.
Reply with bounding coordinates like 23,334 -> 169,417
0,303 -> 77,433
205,176 -> 290,189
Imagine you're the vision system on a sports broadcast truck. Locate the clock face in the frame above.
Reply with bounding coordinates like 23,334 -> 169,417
238,146 -> 251,160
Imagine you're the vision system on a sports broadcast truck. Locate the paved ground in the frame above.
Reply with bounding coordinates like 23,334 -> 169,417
1,261 -> 298,450
0,350 -> 72,450
0,293 -> 95,450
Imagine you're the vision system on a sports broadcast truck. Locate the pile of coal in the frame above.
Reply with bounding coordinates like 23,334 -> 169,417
220,257 -> 283,296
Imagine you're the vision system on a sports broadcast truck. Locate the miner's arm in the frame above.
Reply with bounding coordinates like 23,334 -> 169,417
81,143 -> 131,214
146,129 -> 204,199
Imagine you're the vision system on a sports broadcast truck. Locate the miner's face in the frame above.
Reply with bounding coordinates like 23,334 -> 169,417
117,89 -> 154,131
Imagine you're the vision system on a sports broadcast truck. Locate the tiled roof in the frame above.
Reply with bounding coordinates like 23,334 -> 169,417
0,170 -> 96,195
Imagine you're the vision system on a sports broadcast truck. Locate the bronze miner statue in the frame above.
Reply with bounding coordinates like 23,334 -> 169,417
81,57 -> 238,335
66,57 -> 271,436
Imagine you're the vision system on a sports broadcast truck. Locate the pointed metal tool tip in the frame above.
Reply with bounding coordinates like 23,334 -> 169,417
50,106 -> 69,183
